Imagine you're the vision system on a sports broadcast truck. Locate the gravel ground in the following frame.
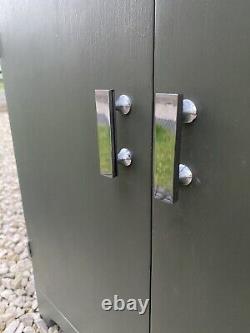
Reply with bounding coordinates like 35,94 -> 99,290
0,98 -> 61,333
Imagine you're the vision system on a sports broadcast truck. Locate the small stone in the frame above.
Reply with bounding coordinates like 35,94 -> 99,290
0,313 -> 16,324
10,264 -> 17,274
7,227 -> 18,234
6,260 -> 15,267
32,299 -> 38,311
35,318 -> 48,333
0,249 -> 7,258
48,326 -> 59,333
31,312 -> 41,321
3,319 -> 19,333
0,321 -> 6,331
20,313 -> 34,327
4,272 -> 15,279
23,300 -> 32,309
1,289 -> 13,299
15,322 -> 24,333
2,278 -> 12,289
20,249 -> 29,260
15,307 -> 25,318
15,288 -> 25,296
21,277 -> 28,288
14,296 -> 25,307
17,259 -> 31,272
12,274 -> 22,289
0,302 -> 7,314
26,282 -> 35,296
5,306 -> 17,315
14,242 -> 25,254
8,294 -> 16,302
0,263 -> 9,275
22,270 -> 30,278
11,234 -> 20,243
23,326 -> 35,333
4,240 -> 11,247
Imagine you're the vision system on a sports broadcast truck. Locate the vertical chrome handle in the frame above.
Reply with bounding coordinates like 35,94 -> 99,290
95,90 -> 133,178
153,93 -> 197,203
95,90 -> 117,178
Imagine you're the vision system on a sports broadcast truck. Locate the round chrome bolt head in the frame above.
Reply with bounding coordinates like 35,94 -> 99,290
115,95 -> 132,115
183,99 -> 197,124
117,148 -> 133,167
179,164 -> 193,186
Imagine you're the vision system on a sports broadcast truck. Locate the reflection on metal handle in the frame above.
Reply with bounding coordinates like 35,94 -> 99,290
94,91 -> 133,177
95,90 -> 117,178
153,93 -> 196,204
153,93 -> 183,203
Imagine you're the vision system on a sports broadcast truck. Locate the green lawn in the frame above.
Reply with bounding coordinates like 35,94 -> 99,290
98,122 -> 175,183
154,124 -> 175,190
97,125 -> 112,175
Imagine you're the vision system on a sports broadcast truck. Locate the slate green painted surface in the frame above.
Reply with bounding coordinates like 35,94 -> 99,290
152,1 -> 250,333
0,80 -> 4,91
2,1 -> 250,333
0,1 -> 154,332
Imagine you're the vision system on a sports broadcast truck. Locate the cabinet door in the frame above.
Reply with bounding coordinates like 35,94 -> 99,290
152,1 -> 250,333
0,1 -> 154,332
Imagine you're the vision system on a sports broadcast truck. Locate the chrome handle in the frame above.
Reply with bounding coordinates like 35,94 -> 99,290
94,90 -> 133,178
95,90 -> 117,178
153,93 -> 197,203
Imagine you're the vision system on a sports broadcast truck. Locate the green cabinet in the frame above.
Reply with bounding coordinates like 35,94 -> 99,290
1,1 -> 250,333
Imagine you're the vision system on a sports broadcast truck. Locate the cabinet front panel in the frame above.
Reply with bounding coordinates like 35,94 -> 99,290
152,1 -> 250,332
0,1 -> 154,332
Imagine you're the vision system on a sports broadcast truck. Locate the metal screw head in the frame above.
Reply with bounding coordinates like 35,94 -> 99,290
183,99 -> 197,124
117,148 -> 133,167
115,95 -> 132,115
179,164 -> 192,186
